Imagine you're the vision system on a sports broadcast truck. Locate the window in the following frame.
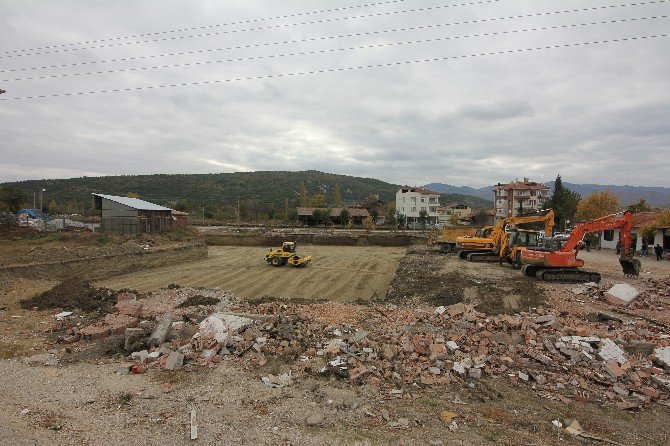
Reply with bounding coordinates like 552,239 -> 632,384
421,197 -> 425,203
429,197 -> 436,203
604,230 -> 614,241
429,206 -> 437,213
411,197 -> 416,203
421,206 -> 426,211
402,197 -> 405,203
531,190 -> 536,196
529,200 -> 536,206
411,207 -> 416,212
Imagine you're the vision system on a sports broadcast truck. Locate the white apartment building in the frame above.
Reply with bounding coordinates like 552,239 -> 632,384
493,178 -> 551,222
396,187 -> 440,226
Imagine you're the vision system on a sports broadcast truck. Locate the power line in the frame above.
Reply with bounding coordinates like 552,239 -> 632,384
2,32 -> 666,101
3,1 -> 664,74
3,16 -> 664,83
0,1 -> 540,59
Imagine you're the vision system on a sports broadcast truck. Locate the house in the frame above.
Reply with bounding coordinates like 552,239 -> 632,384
296,207 -> 370,226
600,211 -> 670,251
395,187 -> 440,226
171,210 -> 189,228
493,178 -> 551,222
437,203 -> 472,226
93,194 -> 173,234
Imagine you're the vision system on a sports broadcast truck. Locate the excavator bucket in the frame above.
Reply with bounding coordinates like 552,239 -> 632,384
619,258 -> 641,276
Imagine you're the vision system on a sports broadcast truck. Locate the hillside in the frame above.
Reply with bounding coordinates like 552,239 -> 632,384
424,181 -> 670,208
2,171 -> 493,215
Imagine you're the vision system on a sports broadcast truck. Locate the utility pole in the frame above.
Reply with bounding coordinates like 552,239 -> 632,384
237,195 -> 240,229
39,188 -> 45,212
33,191 -> 36,209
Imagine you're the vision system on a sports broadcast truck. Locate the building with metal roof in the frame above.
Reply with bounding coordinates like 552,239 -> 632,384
93,193 -> 173,234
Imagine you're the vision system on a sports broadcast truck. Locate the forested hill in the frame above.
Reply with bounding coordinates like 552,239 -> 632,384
2,171 -> 493,215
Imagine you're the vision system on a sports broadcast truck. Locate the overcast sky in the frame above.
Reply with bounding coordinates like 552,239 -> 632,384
1,0 -> 669,187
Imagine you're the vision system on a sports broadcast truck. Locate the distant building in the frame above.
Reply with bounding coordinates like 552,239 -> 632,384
93,194 -> 173,234
600,211 -> 669,252
396,187 -> 440,226
437,203 -> 472,226
296,207 -> 369,226
493,178 -> 551,222
171,210 -> 189,228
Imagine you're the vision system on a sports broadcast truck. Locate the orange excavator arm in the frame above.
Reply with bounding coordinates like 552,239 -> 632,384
558,211 -> 639,275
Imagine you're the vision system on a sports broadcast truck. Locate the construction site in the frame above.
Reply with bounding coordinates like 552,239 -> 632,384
1,216 -> 670,446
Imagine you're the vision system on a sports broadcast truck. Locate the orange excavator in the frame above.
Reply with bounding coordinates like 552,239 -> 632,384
520,211 -> 641,283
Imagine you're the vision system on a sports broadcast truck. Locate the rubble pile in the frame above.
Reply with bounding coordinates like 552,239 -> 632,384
40,278 -> 670,412
114,297 -> 669,411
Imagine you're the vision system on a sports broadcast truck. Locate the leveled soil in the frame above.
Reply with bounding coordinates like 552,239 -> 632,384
98,245 -> 406,302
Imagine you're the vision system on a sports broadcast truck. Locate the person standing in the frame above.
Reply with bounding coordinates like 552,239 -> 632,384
655,244 -> 664,261
642,240 -> 648,256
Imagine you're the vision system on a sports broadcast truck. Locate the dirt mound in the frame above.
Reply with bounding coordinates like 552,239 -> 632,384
20,277 -> 116,312
175,294 -> 221,308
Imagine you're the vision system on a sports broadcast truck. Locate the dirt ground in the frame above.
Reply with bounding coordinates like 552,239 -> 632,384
1,243 -> 670,445
97,246 -> 405,302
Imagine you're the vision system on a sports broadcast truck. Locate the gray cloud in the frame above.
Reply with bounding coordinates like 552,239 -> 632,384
1,0 -> 669,188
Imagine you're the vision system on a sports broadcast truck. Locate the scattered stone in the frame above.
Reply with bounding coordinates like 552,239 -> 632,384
164,351 -> 184,371
124,327 -> 145,352
305,413 -> 325,426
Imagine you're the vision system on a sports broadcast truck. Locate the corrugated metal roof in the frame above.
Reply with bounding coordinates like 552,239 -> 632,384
93,194 -> 173,211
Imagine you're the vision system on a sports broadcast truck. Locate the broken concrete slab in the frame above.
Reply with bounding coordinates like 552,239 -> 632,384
148,313 -> 173,347
605,283 -> 640,306
598,339 -> 627,364
652,346 -> 670,369
164,351 -> 184,371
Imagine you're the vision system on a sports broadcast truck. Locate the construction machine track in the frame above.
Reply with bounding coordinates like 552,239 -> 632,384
466,252 -> 500,262
534,268 -> 601,283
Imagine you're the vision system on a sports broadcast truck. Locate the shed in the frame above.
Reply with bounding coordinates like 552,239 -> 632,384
93,194 -> 173,234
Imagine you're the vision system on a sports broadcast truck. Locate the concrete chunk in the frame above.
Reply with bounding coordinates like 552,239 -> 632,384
653,346 -> 670,369
148,313 -> 173,347
598,339 -> 627,364
605,283 -> 640,306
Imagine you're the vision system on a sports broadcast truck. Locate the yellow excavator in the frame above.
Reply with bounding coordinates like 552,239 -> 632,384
265,241 -> 312,267
456,210 -> 554,263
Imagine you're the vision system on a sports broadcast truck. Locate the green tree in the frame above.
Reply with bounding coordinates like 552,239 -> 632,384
543,175 -> 581,231
126,192 -> 140,198
473,210 -> 490,225
48,199 -> 58,213
385,202 -> 396,226
298,182 -> 308,207
333,184 -> 342,207
395,211 -> 405,228
312,208 -> 330,225
575,190 -> 621,221
449,213 -> 459,226
174,199 -> 191,212
310,194 -> 328,208
627,199 -> 652,213
0,186 -> 28,213
517,200 -> 524,216
286,207 -> 298,222
419,209 -> 428,229
339,208 -> 350,226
